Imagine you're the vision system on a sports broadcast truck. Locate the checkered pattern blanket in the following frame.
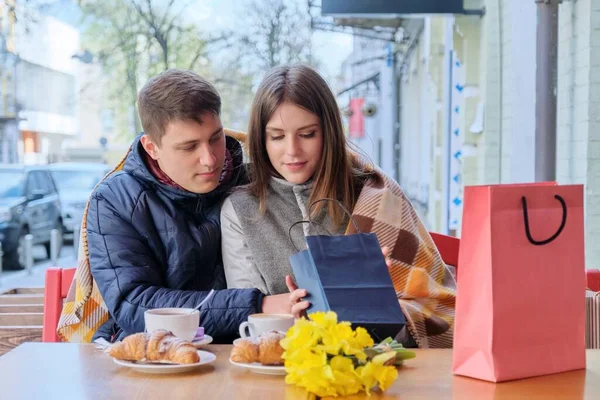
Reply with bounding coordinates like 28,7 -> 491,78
346,163 -> 456,348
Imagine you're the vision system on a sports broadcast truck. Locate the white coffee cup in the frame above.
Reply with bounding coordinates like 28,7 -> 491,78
144,308 -> 199,342
239,313 -> 294,339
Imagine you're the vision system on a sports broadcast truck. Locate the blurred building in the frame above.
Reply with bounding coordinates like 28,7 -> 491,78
328,0 -> 600,268
0,1 -> 19,163
0,1 -> 80,164
0,0 -> 123,168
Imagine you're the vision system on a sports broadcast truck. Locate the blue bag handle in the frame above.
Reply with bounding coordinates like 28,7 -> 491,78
309,198 -> 369,256
288,198 -> 369,253
288,220 -> 332,252
307,198 -> 361,233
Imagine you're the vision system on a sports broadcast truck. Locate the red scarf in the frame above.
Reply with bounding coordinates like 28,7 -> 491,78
142,148 -> 233,190
142,150 -> 185,190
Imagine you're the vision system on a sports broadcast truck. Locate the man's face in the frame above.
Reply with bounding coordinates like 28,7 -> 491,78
141,113 -> 226,194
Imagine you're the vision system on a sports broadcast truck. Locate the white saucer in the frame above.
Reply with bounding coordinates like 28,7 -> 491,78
229,358 -> 286,375
113,350 -> 216,374
192,334 -> 213,347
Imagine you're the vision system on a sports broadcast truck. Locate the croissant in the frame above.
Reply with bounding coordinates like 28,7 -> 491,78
108,329 -> 200,364
230,338 -> 259,363
231,331 -> 285,366
257,331 -> 285,366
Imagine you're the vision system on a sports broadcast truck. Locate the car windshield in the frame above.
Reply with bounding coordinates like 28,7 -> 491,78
51,170 -> 107,192
0,171 -> 25,198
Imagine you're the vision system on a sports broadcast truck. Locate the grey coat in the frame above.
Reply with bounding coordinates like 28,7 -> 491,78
220,177 -> 341,295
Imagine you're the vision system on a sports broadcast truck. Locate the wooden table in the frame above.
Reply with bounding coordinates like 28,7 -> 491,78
1,344 -> 599,400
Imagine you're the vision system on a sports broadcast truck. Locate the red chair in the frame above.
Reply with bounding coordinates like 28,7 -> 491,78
429,232 -> 460,271
42,267 -> 76,342
428,233 -> 600,291
587,269 -> 600,292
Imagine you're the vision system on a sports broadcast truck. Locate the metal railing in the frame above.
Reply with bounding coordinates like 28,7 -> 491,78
0,226 -> 75,282
25,234 -> 34,275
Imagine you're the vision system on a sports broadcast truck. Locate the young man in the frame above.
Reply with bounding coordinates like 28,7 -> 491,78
88,69 -> 299,343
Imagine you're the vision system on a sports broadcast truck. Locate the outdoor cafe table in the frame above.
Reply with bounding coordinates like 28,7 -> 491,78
0,344 -> 599,399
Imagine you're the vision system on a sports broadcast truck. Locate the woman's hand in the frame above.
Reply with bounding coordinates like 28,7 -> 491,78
260,276 -> 310,318
286,275 -> 310,319
382,246 -> 392,267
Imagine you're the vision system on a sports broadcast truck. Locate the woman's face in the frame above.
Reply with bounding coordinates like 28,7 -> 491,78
265,102 -> 324,185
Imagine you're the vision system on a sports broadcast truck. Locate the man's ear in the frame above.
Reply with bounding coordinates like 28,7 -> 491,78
140,134 -> 159,160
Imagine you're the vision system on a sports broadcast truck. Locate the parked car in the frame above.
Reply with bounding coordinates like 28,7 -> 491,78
0,165 -> 63,270
48,162 -> 111,241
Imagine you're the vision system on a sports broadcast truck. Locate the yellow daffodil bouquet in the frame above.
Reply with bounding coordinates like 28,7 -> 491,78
280,311 -> 416,397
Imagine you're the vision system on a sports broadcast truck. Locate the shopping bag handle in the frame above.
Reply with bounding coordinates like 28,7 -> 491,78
288,220 -> 332,252
521,194 -> 567,246
308,198 -> 361,233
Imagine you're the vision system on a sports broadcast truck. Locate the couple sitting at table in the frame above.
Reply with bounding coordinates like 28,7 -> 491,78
56,65 -> 456,348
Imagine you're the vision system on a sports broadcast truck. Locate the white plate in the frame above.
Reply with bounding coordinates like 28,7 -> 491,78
192,334 -> 213,347
113,350 -> 216,374
229,358 -> 286,375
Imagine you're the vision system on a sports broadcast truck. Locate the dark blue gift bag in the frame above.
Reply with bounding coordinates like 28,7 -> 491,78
289,199 -> 406,342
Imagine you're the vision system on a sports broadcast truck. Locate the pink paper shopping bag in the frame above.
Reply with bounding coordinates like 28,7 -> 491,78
452,183 -> 586,382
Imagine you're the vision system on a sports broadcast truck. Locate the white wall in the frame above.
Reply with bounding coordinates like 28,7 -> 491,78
556,0 -> 600,269
506,0 -> 536,184
483,0 -> 536,184
557,0 -> 591,186
378,56 -> 397,179
399,30 -> 435,222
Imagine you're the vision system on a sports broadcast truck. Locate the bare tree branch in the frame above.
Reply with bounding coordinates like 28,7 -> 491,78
159,0 -> 177,29
234,0 -> 315,72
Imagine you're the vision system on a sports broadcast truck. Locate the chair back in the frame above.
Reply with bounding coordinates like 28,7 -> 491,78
42,267 -> 76,342
429,232 -> 460,279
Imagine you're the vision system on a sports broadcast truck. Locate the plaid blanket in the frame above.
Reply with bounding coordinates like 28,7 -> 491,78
56,157 -> 123,342
346,163 -> 456,348
56,129 -> 246,342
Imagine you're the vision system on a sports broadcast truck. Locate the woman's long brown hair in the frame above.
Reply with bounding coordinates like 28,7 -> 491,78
247,64 -> 359,228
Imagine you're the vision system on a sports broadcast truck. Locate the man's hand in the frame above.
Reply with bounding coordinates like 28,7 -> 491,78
260,276 -> 309,318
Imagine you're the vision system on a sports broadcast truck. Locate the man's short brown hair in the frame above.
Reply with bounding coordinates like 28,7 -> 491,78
137,69 -> 221,144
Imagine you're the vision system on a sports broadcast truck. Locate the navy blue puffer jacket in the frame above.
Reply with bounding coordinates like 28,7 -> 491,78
89,134 -> 263,343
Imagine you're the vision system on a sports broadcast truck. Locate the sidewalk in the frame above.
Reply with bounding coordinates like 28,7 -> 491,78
0,248 -> 77,290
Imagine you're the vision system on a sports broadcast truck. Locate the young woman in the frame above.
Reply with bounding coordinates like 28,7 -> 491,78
221,65 -> 456,348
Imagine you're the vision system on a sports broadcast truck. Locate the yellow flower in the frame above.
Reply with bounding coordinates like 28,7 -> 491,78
309,311 -> 338,329
288,364 -> 338,398
357,353 -> 399,394
355,326 -> 375,348
374,364 -> 398,391
319,321 -> 353,355
281,318 -> 320,352
330,356 -> 363,396
340,340 -> 367,361
284,348 -> 327,370
281,312 -> 400,397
